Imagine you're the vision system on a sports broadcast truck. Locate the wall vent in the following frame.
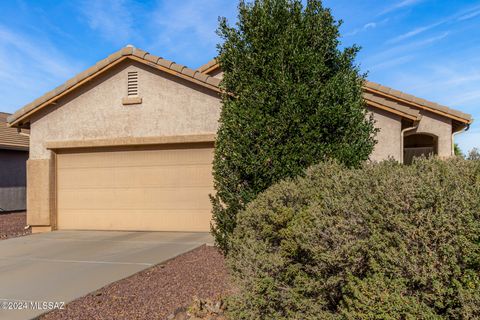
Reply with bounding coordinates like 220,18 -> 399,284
127,71 -> 139,96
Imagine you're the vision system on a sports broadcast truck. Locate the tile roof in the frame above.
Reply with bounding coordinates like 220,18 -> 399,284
197,58 -> 219,73
0,112 -> 29,150
8,46 -> 222,126
364,81 -> 472,123
198,60 -> 472,124
363,92 -> 420,120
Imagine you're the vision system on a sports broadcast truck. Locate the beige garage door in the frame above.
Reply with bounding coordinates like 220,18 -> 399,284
56,143 -> 214,231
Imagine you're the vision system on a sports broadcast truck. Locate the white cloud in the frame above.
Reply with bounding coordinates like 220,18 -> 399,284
368,55 -> 414,71
368,32 -> 450,67
387,4 -> 480,44
458,7 -> 480,21
387,20 -> 446,44
379,0 -> 424,15
345,22 -> 377,36
79,0 -> 134,45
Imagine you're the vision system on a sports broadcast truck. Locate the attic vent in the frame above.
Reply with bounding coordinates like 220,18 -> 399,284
127,71 -> 139,96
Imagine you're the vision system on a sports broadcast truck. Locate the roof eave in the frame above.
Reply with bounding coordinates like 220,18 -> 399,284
363,86 -> 472,125
198,59 -> 220,74
365,99 -> 419,122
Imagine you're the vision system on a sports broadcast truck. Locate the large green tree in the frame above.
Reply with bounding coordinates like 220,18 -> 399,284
211,0 -> 377,253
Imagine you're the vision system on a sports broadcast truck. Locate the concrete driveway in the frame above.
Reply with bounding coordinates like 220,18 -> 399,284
0,231 -> 212,320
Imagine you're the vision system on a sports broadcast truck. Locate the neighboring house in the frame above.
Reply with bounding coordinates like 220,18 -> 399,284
0,112 -> 29,211
6,46 -> 472,233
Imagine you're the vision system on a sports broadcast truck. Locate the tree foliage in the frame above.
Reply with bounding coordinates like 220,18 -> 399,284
454,143 -> 464,158
467,148 -> 480,161
210,0 -> 377,253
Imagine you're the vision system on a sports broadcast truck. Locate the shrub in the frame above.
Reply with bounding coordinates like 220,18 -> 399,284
227,158 -> 480,319
211,0 -> 376,254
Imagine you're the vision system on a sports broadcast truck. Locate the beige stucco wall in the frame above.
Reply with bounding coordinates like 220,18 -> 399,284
368,106 -> 453,162
410,110 -> 452,157
30,60 -> 221,160
26,158 -> 54,227
368,107 -> 402,162
27,60 -> 221,229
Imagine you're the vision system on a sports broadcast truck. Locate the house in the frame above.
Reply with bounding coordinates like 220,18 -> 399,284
6,46 -> 472,233
0,112 -> 29,212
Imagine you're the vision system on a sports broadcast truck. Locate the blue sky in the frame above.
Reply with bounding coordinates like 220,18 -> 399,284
0,0 -> 479,152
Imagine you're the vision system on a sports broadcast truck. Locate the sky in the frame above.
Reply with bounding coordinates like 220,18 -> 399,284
0,0 -> 479,152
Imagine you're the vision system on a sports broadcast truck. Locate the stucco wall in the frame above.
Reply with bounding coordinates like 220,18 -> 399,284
30,60 -> 221,160
0,149 -> 28,211
411,110 -> 452,157
368,107 -> 402,162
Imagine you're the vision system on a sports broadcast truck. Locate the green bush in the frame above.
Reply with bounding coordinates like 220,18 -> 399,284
227,158 -> 480,319
211,0 -> 376,254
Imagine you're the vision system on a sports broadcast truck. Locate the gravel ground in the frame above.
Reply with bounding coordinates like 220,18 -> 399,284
0,211 -> 30,240
40,245 -> 230,320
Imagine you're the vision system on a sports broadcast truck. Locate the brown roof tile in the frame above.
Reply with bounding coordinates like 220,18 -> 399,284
145,54 -> 162,64
120,46 -> 134,56
157,58 -> 174,69
182,68 -> 196,78
0,113 -> 29,149
194,72 -> 209,83
364,92 -> 420,120
132,48 -> 148,59
197,58 -> 219,73
170,63 -> 186,73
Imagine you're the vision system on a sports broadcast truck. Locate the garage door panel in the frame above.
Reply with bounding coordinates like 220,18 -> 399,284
58,164 -> 214,189
58,187 -> 213,210
57,147 -> 214,169
58,210 -> 212,232
56,144 -> 214,231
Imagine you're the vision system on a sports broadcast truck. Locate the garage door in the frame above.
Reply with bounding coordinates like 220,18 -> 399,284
56,143 -> 214,231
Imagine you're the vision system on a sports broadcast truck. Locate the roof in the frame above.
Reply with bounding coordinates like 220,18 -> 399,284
198,59 -> 219,73
197,58 -> 220,74
363,81 -> 472,124
7,49 -> 472,128
0,112 -> 29,150
8,46 -> 222,127
197,60 -> 473,125
363,92 -> 420,121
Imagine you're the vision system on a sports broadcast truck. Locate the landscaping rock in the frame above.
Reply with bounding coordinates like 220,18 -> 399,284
168,297 -> 228,320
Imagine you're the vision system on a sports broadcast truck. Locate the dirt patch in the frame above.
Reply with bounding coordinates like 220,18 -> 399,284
40,245 -> 230,320
0,211 -> 30,240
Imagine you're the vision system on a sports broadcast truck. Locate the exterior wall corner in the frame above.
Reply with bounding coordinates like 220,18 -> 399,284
26,157 -> 55,229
